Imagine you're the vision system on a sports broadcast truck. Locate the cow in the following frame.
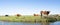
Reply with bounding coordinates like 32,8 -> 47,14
34,14 -> 39,16
16,14 -> 21,17
40,11 -> 50,17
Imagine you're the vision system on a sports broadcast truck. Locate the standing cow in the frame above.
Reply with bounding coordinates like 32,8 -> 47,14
40,11 -> 50,17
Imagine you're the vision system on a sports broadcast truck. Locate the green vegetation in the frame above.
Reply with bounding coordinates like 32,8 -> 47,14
0,15 -> 60,22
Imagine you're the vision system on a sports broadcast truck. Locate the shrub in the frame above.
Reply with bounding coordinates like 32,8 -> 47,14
5,15 -> 9,17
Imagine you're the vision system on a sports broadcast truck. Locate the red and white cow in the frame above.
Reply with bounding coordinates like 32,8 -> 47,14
40,11 -> 50,16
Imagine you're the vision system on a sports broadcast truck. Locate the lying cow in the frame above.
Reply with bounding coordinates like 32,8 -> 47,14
34,14 -> 39,16
16,14 -> 21,17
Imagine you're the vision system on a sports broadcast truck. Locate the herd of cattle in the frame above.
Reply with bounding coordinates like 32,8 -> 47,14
5,11 -> 50,17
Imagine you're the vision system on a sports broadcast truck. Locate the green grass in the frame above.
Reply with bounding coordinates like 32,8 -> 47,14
0,15 -> 59,22
0,16 -> 42,22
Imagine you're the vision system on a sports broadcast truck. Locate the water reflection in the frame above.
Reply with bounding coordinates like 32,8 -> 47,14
0,21 -> 60,25
41,22 -> 50,25
1,21 -> 41,25
50,21 -> 60,25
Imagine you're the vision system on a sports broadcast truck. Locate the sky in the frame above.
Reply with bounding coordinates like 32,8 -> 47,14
0,0 -> 60,15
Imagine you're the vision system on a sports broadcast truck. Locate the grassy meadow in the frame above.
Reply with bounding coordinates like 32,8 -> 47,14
0,16 -> 42,22
0,15 -> 60,22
